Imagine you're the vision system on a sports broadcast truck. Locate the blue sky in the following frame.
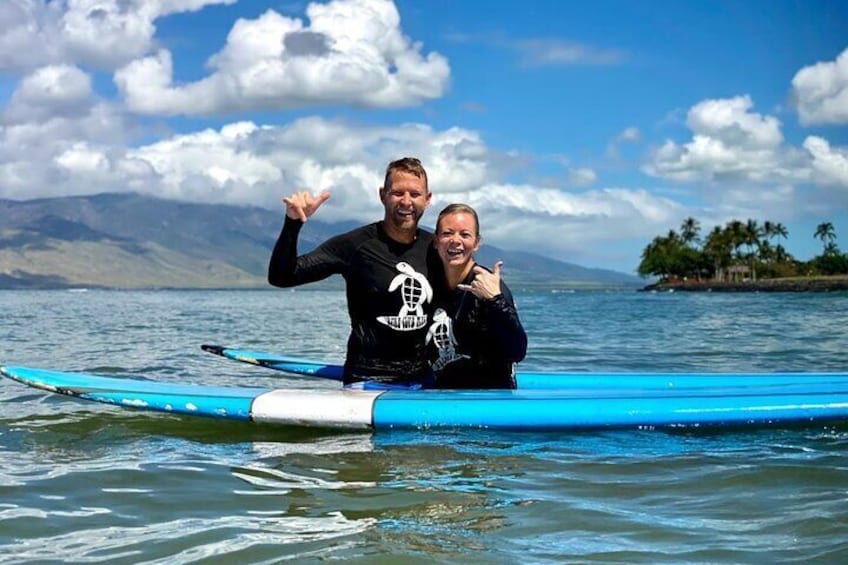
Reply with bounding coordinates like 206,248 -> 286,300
1,0 -> 847,273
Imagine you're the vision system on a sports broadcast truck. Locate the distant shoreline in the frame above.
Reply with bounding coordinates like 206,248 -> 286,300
643,276 -> 848,292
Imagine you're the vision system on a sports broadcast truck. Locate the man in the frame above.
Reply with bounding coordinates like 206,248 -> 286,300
268,157 -> 441,388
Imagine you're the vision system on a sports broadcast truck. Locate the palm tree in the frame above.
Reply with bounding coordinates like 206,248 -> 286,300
638,235 -> 676,279
761,221 -> 777,265
773,222 -> 788,248
726,220 -> 746,262
763,221 -> 775,240
766,222 -> 789,266
814,222 -> 836,253
824,241 -> 840,257
742,219 -> 762,280
773,222 -> 788,243
774,244 -> 790,264
759,240 -> 774,264
666,229 -> 680,244
703,226 -> 732,281
680,217 -> 700,247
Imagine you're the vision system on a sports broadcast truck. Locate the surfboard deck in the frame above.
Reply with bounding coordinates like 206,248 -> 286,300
201,344 -> 848,391
1,365 -> 267,421
5,365 -> 848,430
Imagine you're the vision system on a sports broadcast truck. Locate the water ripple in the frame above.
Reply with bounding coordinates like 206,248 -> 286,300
0,513 -> 375,564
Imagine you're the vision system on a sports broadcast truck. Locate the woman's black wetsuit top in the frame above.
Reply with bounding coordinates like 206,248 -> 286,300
428,264 -> 527,389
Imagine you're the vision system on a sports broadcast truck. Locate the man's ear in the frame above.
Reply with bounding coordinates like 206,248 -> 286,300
378,186 -> 386,202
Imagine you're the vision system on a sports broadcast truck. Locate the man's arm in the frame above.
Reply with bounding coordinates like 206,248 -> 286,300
268,216 -> 304,287
267,216 -> 348,287
268,190 -> 341,287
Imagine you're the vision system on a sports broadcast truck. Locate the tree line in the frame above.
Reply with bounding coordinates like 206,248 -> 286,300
638,218 -> 848,281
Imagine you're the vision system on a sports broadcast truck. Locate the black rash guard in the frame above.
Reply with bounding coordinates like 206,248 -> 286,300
427,265 -> 527,389
268,217 -> 440,385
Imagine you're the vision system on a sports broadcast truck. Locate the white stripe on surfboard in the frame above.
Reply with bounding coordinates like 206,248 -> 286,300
251,389 -> 382,429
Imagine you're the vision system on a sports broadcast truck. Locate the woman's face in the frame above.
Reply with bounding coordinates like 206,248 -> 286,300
435,212 -> 480,269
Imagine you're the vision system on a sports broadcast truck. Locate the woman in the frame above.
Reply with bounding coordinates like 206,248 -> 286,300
426,203 -> 527,389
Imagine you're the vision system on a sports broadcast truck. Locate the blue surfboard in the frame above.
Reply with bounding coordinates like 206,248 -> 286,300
5,364 -> 848,430
200,344 -> 848,391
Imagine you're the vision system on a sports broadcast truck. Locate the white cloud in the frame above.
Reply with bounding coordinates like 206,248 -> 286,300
607,126 -> 642,158
0,1 -> 65,70
514,38 -> 625,66
55,141 -> 109,173
616,127 -> 641,143
804,136 -> 848,186
3,64 -> 93,123
687,95 -> 783,148
568,167 -> 597,187
0,92 -> 137,199
115,0 -> 450,115
638,94 -> 848,218
792,47 -> 848,125
123,118 -> 491,218
646,96 -> 799,184
128,121 -> 285,203
0,0 -> 234,71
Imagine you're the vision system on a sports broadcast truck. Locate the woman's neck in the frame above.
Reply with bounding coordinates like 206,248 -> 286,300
446,261 -> 475,289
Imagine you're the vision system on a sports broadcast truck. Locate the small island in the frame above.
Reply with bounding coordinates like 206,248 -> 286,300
638,218 -> 848,292
644,275 -> 848,293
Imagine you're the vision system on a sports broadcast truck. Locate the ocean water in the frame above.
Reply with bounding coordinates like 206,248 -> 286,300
1,288 -> 847,564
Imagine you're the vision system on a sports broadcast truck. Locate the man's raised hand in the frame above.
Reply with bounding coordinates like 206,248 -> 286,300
283,191 -> 331,222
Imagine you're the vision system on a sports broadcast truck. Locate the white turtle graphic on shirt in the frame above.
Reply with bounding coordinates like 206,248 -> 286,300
426,308 -> 468,370
376,262 -> 433,331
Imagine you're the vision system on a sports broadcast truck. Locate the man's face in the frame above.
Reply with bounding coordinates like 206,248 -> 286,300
380,170 -> 431,232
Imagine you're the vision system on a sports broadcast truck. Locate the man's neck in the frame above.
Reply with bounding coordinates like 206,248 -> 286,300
382,221 -> 417,244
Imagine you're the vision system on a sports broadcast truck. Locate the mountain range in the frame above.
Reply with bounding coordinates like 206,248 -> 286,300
0,193 -> 642,290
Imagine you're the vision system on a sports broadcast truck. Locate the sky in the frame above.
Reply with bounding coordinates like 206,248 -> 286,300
0,0 -> 847,274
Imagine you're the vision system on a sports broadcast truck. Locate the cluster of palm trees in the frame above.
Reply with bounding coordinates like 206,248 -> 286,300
638,218 -> 847,281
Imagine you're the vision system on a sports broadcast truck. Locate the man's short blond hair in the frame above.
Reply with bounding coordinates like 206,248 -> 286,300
383,157 -> 428,192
